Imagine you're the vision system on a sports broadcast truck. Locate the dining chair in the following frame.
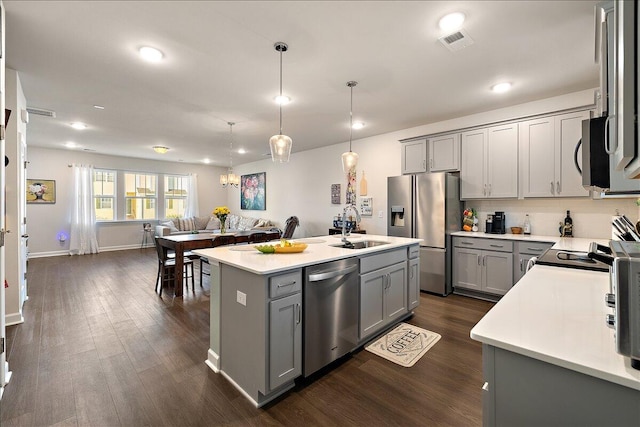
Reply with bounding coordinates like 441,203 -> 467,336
281,216 -> 300,239
200,235 -> 237,286
154,237 -> 195,296
249,231 -> 268,243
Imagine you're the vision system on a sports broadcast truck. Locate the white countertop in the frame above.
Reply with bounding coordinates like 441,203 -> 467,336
193,234 -> 421,275
451,231 -> 609,252
470,264 -> 640,391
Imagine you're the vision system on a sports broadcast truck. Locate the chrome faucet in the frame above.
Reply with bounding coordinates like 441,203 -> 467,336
342,204 -> 361,246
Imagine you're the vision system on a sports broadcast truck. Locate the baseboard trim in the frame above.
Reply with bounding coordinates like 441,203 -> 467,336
29,243 -> 152,258
205,349 -> 220,373
5,312 -> 24,326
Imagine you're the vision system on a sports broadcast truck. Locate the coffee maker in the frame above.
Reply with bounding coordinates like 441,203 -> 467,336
488,211 -> 506,234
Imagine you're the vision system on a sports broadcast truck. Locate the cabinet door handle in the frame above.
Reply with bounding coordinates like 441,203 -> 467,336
483,184 -> 487,196
423,159 -> 426,170
526,247 -> 544,252
488,184 -> 492,196
520,258 -> 524,272
277,281 -> 297,288
459,241 -> 474,245
489,244 -> 503,248
556,181 -> 560,194
482,255 -> 486,266
477,255 -> 481,266
296,303 -> 301,324
550,181 -> 555,195
430,158 -> 433,169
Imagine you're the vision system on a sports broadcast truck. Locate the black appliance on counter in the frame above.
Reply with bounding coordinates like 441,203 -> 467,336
535,247 -> 609,272
486,211 -> 506,234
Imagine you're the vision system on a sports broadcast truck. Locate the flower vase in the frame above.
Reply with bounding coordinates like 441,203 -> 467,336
220,224 -> 227,234
219,216 -> 227,234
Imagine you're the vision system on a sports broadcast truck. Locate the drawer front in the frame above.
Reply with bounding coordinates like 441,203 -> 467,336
516,241 -> 553,255
453,237 -> 513,252
269,270 -> 302,298
408,244 -> 420,259
360,248 -> 407,274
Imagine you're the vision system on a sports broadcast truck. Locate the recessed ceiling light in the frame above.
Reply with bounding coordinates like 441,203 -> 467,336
238,148 -> 246,154
153,145 -> 169,154
65,141 -> 77,148
203,158 -> 211,164
274,95 -> 291,105
439,12 -> 466,32
139,46 -> 164,62
491,82 -> 512,93
70,122 -> 87,130
352,122 -> 365,130
93,105 -> 105,110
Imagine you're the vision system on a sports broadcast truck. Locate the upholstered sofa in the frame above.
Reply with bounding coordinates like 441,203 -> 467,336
154,214 -> 275,237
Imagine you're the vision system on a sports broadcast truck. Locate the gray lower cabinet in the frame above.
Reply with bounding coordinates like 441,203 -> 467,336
483,344 -> 640,427
408,257 -> 420,310
359,248 -> 409,341
513,241 -> 553,283
453,237 -> 513,296
268,292 -> 302,391
220,265 -> 302,406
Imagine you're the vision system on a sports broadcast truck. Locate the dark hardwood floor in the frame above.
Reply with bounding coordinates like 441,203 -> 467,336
1,249 -> 494,426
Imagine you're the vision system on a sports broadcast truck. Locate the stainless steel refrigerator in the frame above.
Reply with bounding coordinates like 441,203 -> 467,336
387,172 -> 461,295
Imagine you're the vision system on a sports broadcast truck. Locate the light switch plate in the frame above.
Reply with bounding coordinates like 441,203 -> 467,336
378,210 -> 384,218
236,290 -> 247,306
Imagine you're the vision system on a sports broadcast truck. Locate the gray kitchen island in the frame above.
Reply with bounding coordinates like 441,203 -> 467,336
194,234 -> 421,407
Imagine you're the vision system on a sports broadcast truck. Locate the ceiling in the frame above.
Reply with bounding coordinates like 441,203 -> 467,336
4,1 -> 599,167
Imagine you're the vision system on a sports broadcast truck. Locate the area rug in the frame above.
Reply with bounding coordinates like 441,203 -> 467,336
365,323 -> 441,367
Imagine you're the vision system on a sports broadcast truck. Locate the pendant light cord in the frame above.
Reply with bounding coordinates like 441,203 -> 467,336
279,48 -> 283,135
228,122 -> 234,173
349,84 -> 353,152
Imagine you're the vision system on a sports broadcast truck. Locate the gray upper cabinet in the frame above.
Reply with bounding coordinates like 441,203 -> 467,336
401,139 -> 427,174
428,133 -> 460,172
520,111 -> 590,198
461,124 -> 518,199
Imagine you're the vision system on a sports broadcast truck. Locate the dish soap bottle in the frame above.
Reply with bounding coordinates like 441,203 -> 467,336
523,214 -> 531,235
564,210 -> 573,237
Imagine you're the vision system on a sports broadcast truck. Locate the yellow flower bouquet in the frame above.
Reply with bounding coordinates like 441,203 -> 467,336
213,206 -> 231,234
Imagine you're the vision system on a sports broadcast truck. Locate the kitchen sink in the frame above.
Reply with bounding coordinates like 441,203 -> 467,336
331,240 -> 390,249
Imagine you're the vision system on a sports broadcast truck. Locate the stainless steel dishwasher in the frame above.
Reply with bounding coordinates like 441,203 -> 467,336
303,257 -> 359,377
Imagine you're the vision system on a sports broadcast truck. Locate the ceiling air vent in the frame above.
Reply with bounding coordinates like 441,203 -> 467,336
438,28 -> 474,52
26,107 -> 56,118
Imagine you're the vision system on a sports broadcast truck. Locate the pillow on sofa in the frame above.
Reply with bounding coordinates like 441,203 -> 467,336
174,217 -> 196,231
227,214 -> 241,231
206,216 -> 221,230
194,216 -> 210,230
161,220 -> 179,232
255,218 -> 271,227
237,216 -> 259,231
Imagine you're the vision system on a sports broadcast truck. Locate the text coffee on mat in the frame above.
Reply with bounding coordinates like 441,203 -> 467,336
365,323 -> 441,367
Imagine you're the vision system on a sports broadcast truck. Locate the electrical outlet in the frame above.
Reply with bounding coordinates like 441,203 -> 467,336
378,210 -> 384,218
236,290 -> 247,306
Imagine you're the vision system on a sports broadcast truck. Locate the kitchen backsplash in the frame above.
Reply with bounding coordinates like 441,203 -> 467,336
467,198 -> 639,239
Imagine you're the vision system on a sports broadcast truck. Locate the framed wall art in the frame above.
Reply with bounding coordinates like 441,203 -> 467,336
360,197 -> 373,216
331,183 -> 341,204
27,179 -> 56,204
241,172 -> 266,210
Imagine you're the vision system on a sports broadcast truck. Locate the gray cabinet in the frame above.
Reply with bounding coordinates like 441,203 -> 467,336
359,248 -> 408,340
453,237 -> 513,296
513,241 -> 553,283
428,133 -> 460,172
408,257 -> 420,310
269,292 -> 302,390
220,266 -> 302,406
461,124 -> 518,199
401,139 -> 427,174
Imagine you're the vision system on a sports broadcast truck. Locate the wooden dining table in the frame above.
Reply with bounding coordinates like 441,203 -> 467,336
157,230 -> 280,296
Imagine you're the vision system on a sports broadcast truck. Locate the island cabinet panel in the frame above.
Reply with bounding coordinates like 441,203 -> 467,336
269,292 -> 302,391
220,265 -> 302,406
483,345 -> 640,427
407,257 -> 420,310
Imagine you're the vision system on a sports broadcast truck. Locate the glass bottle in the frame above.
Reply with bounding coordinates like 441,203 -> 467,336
564,210 -> 573,237
523,214 -> 531,235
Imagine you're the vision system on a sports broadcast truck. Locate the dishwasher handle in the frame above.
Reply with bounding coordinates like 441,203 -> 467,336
307,264 -> 358,282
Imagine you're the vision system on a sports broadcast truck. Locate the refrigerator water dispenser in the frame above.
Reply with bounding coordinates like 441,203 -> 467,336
391,206 -> 405,227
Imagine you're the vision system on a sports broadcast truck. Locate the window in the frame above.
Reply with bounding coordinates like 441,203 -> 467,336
125,173 -> 157,220
164,175 -> 188,218
93,170 -> 116,220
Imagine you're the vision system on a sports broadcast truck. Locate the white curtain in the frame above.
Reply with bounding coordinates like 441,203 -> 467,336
184,173 -> 199,218
69,164 -> 99,255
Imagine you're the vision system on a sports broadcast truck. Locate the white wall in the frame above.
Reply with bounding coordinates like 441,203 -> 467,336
26,88 -> 636,259
26,147 -> 227,256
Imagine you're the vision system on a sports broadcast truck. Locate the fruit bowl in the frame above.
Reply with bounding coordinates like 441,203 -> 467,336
254,242 -> 308,254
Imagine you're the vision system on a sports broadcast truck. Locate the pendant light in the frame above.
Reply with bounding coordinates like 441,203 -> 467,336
342,81 -> 359,172
220,122 -> 240,188
269,42 -> 293,163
